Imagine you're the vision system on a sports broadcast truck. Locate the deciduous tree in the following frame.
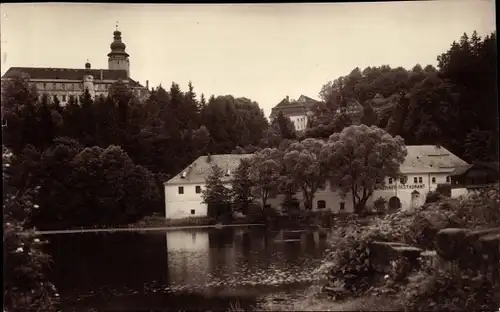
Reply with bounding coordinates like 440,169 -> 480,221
321,125 -> 407,214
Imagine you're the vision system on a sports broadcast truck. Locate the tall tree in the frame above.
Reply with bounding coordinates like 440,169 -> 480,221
202,164 -> 232,219
283,138 -> 327,210
321,125 -> 407,214
231,158 -> 255,214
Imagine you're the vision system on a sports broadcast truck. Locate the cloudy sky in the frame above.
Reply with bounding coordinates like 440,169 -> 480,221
0,1 -> 495,117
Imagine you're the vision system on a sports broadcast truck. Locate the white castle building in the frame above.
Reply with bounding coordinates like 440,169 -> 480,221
164,145 -> 470,219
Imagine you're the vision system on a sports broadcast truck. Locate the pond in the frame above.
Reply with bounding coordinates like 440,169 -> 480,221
45,226 -> 330,311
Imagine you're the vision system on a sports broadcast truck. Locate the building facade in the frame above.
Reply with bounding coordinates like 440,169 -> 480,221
164,145 -> 469,219
1,27 -> 149,105
269,95 -> 320,132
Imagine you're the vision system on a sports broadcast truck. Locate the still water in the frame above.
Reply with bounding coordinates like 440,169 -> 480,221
45,226 -> 329,311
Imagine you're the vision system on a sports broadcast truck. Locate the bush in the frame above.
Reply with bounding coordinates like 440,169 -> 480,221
397,259 -> 500,312
374,197 -> 387,212
425,191 -> 442,204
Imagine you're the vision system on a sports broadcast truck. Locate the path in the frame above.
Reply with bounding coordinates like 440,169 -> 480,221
27,223 -> 265,235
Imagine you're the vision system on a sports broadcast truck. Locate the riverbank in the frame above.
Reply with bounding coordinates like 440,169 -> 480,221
30,223 -> 266,235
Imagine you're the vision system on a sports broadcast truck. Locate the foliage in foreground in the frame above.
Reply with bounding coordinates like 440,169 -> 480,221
3,147 -> 59,312
320,189 -> 500,311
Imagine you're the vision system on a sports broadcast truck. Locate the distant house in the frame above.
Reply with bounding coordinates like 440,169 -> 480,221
449,162 -> 500,197
164,154 -> 253,219
337,98 -> 364,124
165,145 -> 469,218
269,95 -> 321,131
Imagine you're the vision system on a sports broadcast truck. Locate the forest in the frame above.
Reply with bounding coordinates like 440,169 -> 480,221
2,30 -> 497,230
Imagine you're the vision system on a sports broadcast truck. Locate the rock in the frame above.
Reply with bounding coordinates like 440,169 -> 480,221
435,228 -> 470,261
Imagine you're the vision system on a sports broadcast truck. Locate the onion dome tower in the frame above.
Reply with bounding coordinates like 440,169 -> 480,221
107,22 -> 130,77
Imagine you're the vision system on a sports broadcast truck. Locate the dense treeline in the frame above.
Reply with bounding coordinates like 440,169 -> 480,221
2,78 -> 269,229
309,31 -> 497,162
2,30 -> 496,230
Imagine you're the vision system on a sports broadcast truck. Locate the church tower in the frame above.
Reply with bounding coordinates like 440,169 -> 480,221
108,24 -> 130,77
83,61 -> 95,99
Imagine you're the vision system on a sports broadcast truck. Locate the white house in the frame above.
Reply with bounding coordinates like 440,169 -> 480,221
164,154 -> 253,219
164,145 -> 469,219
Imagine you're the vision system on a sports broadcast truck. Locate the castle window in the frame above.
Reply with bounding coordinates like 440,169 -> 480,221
431,177 -> 436,183
418,177 -> 423,183
178,186 -> 184,194
62,95 -> 66,101
413,177 -> 418,184
446,176 -> 451,183
53,95 -> 57,102
43,83 -> 46,89
53,83 -> 56,89
195,186 -> 201,194
61,83 -> 65,90
388,178 -> 393,184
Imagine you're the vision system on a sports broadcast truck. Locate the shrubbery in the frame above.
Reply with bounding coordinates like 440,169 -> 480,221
320,189 -> 500,310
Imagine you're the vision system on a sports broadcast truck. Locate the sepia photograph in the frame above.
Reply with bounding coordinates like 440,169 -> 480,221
1,1 -> 498,311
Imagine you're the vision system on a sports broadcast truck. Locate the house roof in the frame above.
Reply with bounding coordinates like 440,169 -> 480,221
400,145 -> 469,173
450,162 -> 500,176
165,154 -> 253,185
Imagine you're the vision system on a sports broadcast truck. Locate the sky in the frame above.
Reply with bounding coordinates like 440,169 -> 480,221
0,1 -> 496,117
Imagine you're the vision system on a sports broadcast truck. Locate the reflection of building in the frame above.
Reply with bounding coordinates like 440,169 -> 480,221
269,95 -> 320,132
164,154 -> 252,219
165,229 -> 239,286
1,27 -> 149,105
166,145 -> 469,216
166,230 -> 210,285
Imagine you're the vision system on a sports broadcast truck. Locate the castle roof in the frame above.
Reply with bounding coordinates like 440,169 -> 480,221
2,67 -> 144,88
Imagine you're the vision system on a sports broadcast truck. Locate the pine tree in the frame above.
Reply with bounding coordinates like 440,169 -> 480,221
202,164 -> 232,220
231,159 -> 255,214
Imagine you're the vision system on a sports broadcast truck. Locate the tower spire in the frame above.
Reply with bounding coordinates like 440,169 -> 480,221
115,21 -> 119,31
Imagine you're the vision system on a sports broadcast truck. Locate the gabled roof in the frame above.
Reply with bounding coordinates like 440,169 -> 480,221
2,67 -> 129,81
401,145 -> 469,173
165,154 -> 253,185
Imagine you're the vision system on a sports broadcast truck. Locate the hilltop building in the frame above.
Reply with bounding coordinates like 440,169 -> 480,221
164,145 -> 473,219
269,95 -> 321,132
1,27 -> 149,105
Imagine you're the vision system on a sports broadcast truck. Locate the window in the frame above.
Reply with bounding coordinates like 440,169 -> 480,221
190,209 -> 195,215
418,177 -> 423,183
43,83 -> 46,89
195,185 -> 201,194
317,200 -> 326,209
339,202 -> 345,211
62,83 -> 65,90
62,95 -> 66,101
178,186 -> 184,194
431,177 -> 436,183
53,83 -> 56,89
388,178 -> 393,184
446,176 -> 451,183
400,176 -> 407,184
53,95 -> 58,102
413,177 -> 418,183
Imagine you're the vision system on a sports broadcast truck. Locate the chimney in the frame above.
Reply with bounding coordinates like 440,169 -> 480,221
146,80 -> 149,90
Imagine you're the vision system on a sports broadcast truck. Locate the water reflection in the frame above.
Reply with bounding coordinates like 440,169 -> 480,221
46,227 -> 329,311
